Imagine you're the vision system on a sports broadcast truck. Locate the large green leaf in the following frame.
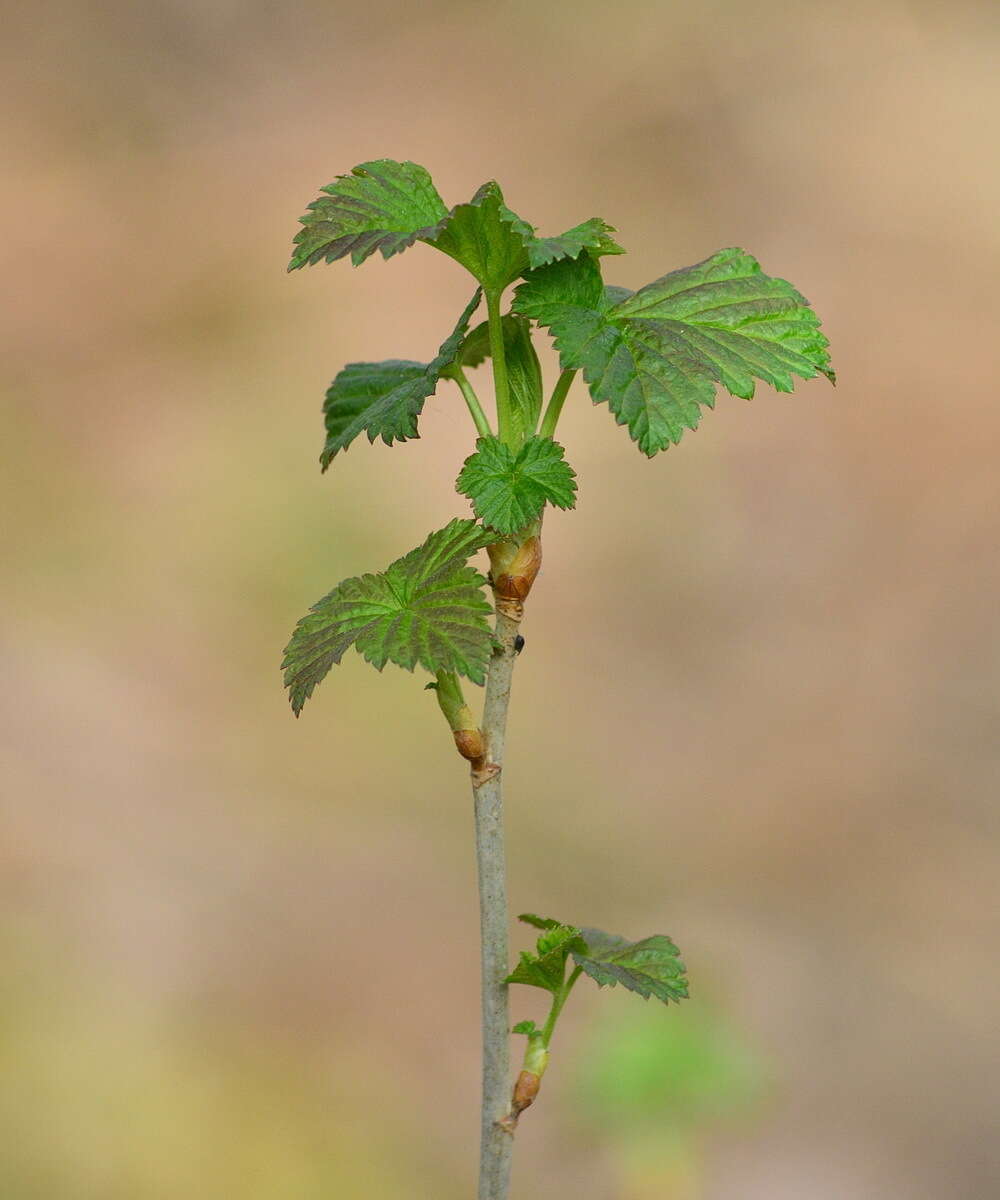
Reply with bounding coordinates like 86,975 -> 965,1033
514,248 -> 833,456
282,519 -> 497,714
289,159 -> 449,271
320,291 -> 481,467
573,928 -> 689,1005
456,435 -> 576,534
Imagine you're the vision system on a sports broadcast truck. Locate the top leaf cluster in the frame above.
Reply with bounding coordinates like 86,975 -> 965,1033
282,159 -> 834,711
289,160 -> 623,283
294,158 -> 832,463
508,913 -> 689,1006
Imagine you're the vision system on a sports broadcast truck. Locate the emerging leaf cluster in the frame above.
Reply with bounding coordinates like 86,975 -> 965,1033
282,158 -> 833,712
507,914 -> 689,1007
291,158 -> 831,473
506,914 -> 588,993
290,163 -> 623,281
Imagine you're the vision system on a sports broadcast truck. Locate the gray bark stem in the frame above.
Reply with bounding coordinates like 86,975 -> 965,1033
474,605 -> 522,1200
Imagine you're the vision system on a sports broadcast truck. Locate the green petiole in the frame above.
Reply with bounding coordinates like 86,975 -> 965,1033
541,963 -> 583,1048
449,365 -> 493,438
485,288 -> 515,447
538,368 -> 576,440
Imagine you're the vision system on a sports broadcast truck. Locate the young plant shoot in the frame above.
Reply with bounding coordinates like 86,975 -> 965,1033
281,159 -> 833,1200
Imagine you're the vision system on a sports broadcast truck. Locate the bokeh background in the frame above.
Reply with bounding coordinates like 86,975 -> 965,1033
3,1 -> 999,1196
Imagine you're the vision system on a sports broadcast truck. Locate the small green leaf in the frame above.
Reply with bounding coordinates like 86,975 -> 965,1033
512,1020 -> 539,1037
321,291 -> 481,467
517,913 -> 562,932
505,920 -> 587,994
573,928 -> 689,1005
514,248 -> 833,456
503,317 -> 545,440
431,182 -> 532,292
457,435 -> 576,534
289,159 -> 449,271
527,217 -> 624,269
282,519 -> 497,714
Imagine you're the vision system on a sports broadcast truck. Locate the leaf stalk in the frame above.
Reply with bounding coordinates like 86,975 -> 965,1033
539,368 -> 576,440
432,670 -> 486,765
450,365 -> 494,439
485,288 -> 516,448
541,964 -> 583,1049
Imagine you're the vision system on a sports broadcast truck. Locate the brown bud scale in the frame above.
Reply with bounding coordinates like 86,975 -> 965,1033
453,727 -> 486,761
492,537 -> 542,603
511,1070 -> 541,1115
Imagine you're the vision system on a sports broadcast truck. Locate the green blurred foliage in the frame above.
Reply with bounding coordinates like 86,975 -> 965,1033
577,1000 -> 763,1132
571,998 -> 764,1198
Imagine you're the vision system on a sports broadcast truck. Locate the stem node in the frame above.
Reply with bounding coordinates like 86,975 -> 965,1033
471,761 -> 501,788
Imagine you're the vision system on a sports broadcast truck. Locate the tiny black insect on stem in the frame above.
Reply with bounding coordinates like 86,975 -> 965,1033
514,635 -> 525,655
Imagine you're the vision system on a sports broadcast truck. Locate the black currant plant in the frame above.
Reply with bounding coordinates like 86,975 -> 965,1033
281,159 -> 833,1200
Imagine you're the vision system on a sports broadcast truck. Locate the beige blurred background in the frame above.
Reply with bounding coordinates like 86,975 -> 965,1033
3,1 -> 999,1196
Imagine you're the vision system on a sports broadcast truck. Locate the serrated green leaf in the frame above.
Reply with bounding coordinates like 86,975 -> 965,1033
536,924 -> 580,957
457,435 -> 576,534
506,921 -> 587,994
289,159 -> 449,271
527,217 -> 624,269
573,927 -> 689,1005
514,248 -> 833,456
282,519 -> 497,714
321,291 -> 481,467
431,182 -> 532,292
517,913 -> 562,932
612,247 -> 835,392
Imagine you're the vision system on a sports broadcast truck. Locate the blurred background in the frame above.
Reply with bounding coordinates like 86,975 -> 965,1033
3,0 -> 999,1196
